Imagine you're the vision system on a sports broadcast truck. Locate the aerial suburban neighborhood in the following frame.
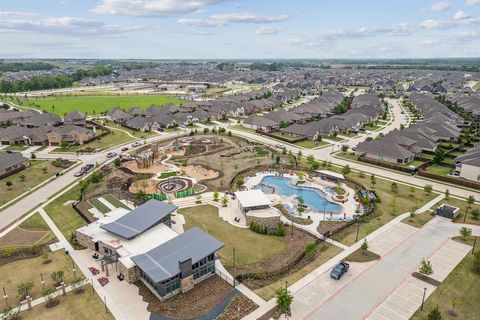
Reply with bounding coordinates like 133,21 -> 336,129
0,1 -> 479,320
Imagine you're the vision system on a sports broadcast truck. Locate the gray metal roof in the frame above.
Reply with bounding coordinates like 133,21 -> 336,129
131,227 -> 224,283
100,199 -> 177,240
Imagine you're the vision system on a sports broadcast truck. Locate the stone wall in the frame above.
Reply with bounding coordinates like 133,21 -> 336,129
246,215 -> 281,230
75,231 -> 94,250
181,275 -> 194,293
119,261 -> 139,283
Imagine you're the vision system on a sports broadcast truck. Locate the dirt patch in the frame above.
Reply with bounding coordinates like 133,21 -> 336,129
216,294 -> 257,320
123,160 -> 172,174
0,227 -> 49,248
182,165 -> 220,181
136,275 -> 234,320
232,228 -> 323,289
129,179 -> 160,194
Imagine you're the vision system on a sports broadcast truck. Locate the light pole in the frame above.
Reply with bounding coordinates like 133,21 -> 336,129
355,219 -> 360,242
473,236 -> 477,255
420,287 -> 427,311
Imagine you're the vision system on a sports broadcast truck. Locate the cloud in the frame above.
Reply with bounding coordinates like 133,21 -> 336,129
178,12 -> 289,27
255,26 -> 282,35
0,14 -> 142,35
419,19 -> 455,29
430,1 -> 451,11
454,30 -> 480,40
453,11 -> 470,20
466,0 -> 479,6
92,0 -> 225,17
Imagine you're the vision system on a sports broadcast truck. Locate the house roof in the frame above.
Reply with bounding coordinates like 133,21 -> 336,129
244,114 -> 278,127
0,151 -> 28,172
131,227 -> 224,282
235,190 -> 271,208
100,200 -> 177,240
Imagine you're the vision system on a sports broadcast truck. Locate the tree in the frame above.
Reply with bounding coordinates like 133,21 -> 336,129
5,180 -> 12,189
464,195 -> 475,222
51,270 -> 65,286
31,152 -> 36,159
304,241 -> 317,258
419,259 -> 434,276
236,178 -> 244,188
471,208 -> 480,220
410,207 -> 416,218
445,189 -> 449,200
424,184 -> 433,195
135,190 -> 149,201
390,182 -> 399,194
213,190 -> 219,201
459,227 -> 472,239
17,282 -> 34,299
19,174 -> 25,182
360,238 -> 369,251
275,155 -> 281,164
221,195 -> 229,207
297,150 -> 303,159
433,148 -> 445,164
297,172 -> 305,182
341,144 -> 348,152
370,174 -> 376,188
275,287 -> 293,315
342,165 -> 351,176
427,305 -> 443,320
113,158 -> 121,167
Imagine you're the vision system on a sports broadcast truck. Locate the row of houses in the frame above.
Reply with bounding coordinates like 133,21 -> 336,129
355,93 -> 463,165
275,93 -> 383,141
0,109 -> 94,146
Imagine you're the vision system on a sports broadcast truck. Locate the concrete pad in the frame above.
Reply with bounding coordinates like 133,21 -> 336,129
428,239 -> 471,282
369,223 -> 417,256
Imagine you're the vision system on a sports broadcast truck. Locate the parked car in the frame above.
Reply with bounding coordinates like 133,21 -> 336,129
365,137 -> 374,141
330,261 -> 349,280
121,147 -> 129,152
132,141 -> 141,147
275,144 -> 286,149
106,152 -> 117,159
5,150 -> 15,154
74,170 -> 85,177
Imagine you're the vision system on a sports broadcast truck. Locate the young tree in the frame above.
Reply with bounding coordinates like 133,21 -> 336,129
19,174 -> 26,182
304,241 -> 317,258
17,282 -> 35,299
51,270 -> 65,286
464,195 -> 475,222
113,158 -> 121,167
360,238 -> 369,251
370,174 -> 376,189
221,195 -> 229,207
342,165 -> 351,176
213,190 -> 219,201
424,184 -> 433,195
410,207 -> 417,218
391,182 -> 399,194
459,227 -> 472,239
471,208 -> 480,221
419,259 -> 434,276
445,189 -> 449,200
5,180 -> 13,190
341,144 -> 348,152
275,287 -> 293,316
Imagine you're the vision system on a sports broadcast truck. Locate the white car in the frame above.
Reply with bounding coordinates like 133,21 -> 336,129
131,141 -> 142,147
276,144 -> 286,149
106,152 -> 117,159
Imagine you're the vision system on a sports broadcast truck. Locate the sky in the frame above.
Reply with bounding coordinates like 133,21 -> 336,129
0,0 -> 479,59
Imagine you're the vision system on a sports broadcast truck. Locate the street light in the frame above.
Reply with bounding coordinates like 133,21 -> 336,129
420,287 -> 427,311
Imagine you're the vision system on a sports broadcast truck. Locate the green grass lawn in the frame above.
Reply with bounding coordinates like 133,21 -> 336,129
411,251 -> 479,320
419,153 -> 435,160
22,95 -> 182,115
89,198 -> 111,214
325,135 -> 344,142
53,129 -> 134,152
402,210 -> 436,228
336,151 -> 358,161
3,144 -> 30,151
426,165 -> 452,176
103,194 -> 130,210
44,184 -> 86,241
401,160 -> 426,168
268,131 -> 299,142
295,140 -> 329,149
232,124 -> 257,134
178,205 -> 285,268
328,168 -> 436,246
102,120 -> 157,139
0,160 -> 67,207
363,124 -> 383,131
159,171 -> 178,179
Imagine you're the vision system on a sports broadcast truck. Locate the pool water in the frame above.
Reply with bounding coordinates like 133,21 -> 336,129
257,176 -> 342,213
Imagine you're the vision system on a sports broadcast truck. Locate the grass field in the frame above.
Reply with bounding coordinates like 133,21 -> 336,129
103,194 -> 130,210
0,250 -> 79,303
44,184 -> 86,241
19,285 -> 114,320
402,210 -> 436,228
178,205 -> 285,268
327,167 -> 436,246
411,251 -> 479,320
295,140 -> 329,149
22,95 -> 182,115
0,160 -> 67,207
90,198 -> 111,214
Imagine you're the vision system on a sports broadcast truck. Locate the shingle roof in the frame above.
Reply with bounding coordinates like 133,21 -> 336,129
100,200 -> 177,240
131,227 -> 224,282
0,151 -> 28,172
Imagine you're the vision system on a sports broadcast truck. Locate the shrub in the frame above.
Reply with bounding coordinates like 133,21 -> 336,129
304,241 -> 317,258
360,238 -> 369,251
427,305 -> 443,320
419,259 -> 434,276
275,287 -> 293,315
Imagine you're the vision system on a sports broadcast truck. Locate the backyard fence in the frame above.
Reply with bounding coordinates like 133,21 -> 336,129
215,268 -> 239,287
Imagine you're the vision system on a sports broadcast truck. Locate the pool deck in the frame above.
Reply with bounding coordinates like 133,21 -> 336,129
244,172 -> 359,222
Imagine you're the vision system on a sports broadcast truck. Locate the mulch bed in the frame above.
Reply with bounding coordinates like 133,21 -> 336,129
0,244 -> 50,265
0,227 -> 48,248
231,228 -> 322,289
216,294 -> 258,320
136,275 -> 234,320
412,272 -> 441,286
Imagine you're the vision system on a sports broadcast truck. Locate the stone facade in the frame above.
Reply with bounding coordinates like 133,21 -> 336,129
119,261 -> 139,283
246,215 -> 281,230
181,275 -> 195,293
75,231 -> 95,250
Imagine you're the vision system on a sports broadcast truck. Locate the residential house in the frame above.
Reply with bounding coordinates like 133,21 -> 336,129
0,151 -> 29,179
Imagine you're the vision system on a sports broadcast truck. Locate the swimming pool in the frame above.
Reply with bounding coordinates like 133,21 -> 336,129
257,176 -> 342,213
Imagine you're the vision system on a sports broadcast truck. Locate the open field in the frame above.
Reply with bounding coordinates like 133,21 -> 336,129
19,285 -> 114,320
44,184 -> 86,241
0,212 -> 56,248
0,250 -> 79,303
178,205 -> 285,268
0,160 -> 67,207
411,251 -> 479,320
20,95 -> 183,115
326,167 -> 436,246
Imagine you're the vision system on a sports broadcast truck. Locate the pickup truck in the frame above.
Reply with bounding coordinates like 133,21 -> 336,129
330,261 -> 349,280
